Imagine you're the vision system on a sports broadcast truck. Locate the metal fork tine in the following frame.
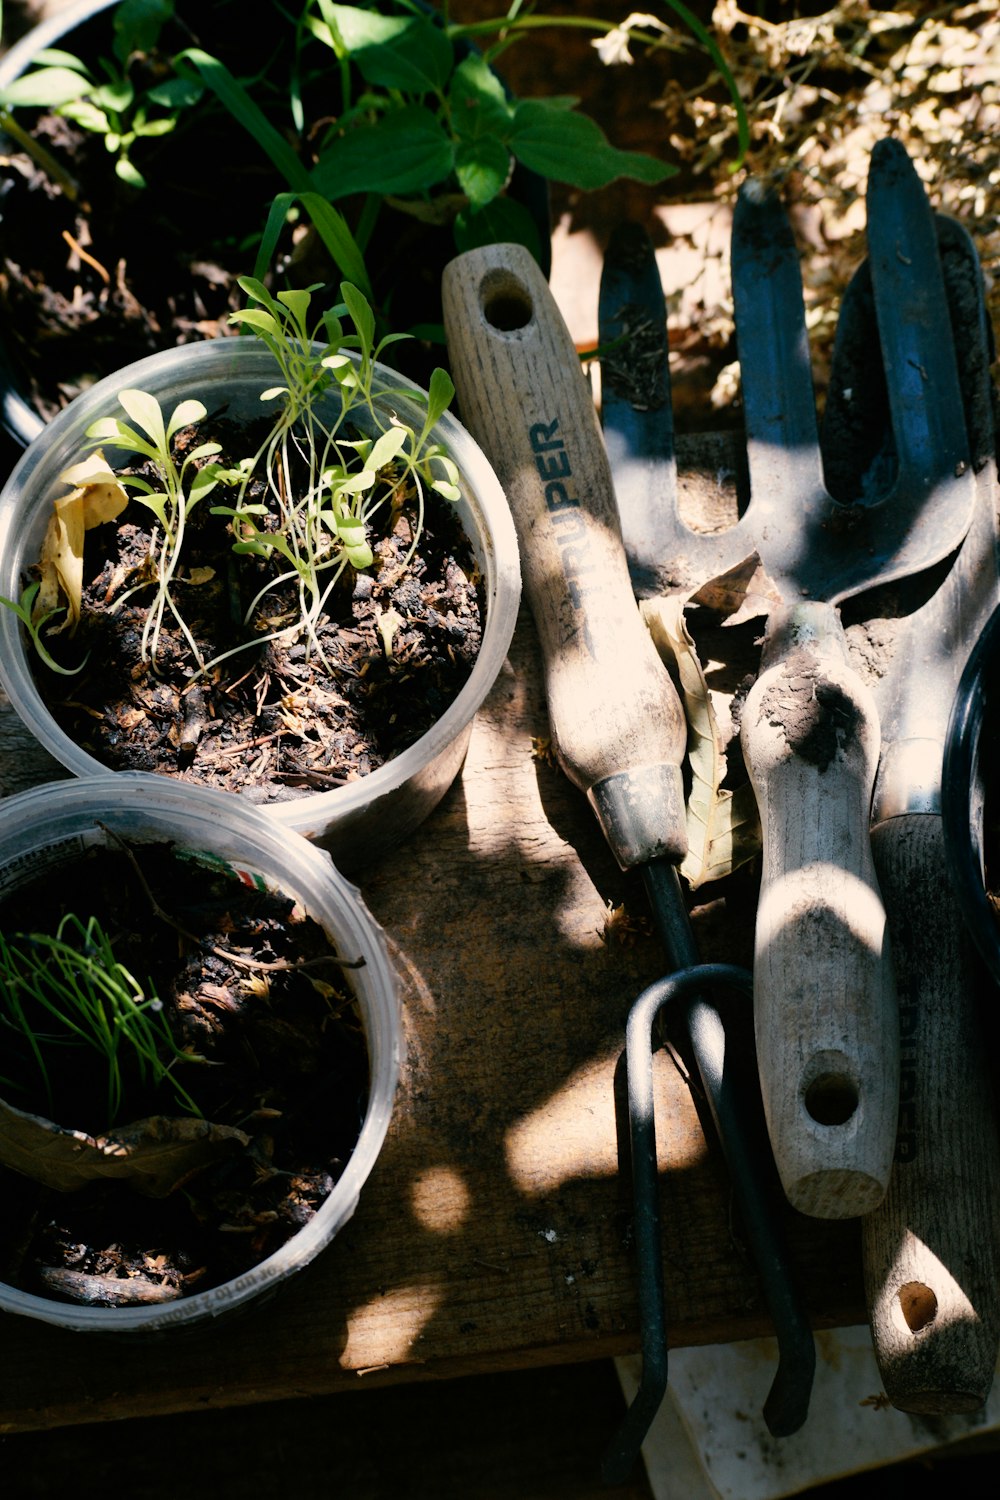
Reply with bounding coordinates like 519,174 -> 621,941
732,182 -> 823,475
866,139 -> 969,487
598,223 -> 677,598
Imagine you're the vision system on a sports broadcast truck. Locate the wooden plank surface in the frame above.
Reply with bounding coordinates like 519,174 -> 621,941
0,445 -> 865,1431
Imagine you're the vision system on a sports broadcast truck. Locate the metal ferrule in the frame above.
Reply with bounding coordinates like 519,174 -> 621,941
587,764 -> 687,871
872,737 -> 943,822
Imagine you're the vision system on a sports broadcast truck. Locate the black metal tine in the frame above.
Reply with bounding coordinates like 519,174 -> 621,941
602,961 -> 815,1484
598,223 -> 677,599
641,861 -> 816,1430
866,138 -> 970,488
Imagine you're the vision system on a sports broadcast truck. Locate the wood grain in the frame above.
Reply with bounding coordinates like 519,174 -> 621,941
0,589 -> 864,1433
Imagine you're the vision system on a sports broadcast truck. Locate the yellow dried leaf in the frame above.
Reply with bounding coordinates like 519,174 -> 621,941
642,594 -> 760,889
34,450 -> 128,634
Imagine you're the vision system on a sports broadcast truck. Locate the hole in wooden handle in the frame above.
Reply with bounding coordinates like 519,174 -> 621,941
898,1281 -> 938,1333
803,1071 -> 859,1126
480,268 -> 533,332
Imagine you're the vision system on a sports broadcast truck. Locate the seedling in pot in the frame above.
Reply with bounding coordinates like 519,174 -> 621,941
0,910 -> 205,1130
10,277 -> 462,686
0,0 -> 204,190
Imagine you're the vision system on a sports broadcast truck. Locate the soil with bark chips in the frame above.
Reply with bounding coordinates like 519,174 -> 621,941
29,411 -> 485,803
0,838 -> 370,1309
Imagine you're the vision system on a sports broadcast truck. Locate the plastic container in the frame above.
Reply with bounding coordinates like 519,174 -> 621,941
0,337 -> 520,870
0,771 -> 399,1332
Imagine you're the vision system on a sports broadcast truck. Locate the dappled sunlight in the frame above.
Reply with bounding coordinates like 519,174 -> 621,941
410,1165 -> 471,1235
505,1045 -> 707,1197
340,1283 -> 443,1374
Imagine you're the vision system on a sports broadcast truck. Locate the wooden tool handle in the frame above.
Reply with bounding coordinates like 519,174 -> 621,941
864,813 -> 1000,1411
741,602 -> 899,1219
442,244 -> 688,870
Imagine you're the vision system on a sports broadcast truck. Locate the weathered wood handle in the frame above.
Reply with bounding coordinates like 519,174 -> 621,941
864,813 -> 1000,1412
740,601 -> 898,1219
442,244 -> 688,870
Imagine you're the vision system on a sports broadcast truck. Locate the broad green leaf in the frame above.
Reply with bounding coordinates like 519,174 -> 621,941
454,197 -> 543,262
449,54 -> 513,142
368,426 -> 407,470
115,157 -> 146,189
166,399 -> 206,441
137,492 -> 170,528
59,98 -> 110,133
114,0 -> 174,65
91,78 -> 134,114
510,100 -> 676,189
236,273 -> 276,311
317,3 -> 411,52
231,307 -> 280,338
187,467 -> 220,505
311,106 -> 454,200
350,16 -> 452,96
118,390 -> 166,450
86,416 -> 158,462
0,66 -> 92,109
146,76 -> 204,110
641,595 -> 759,889
29,48 -> 93,71
337,469 -> 375,496
133,116 -> 177,138
340,283 -> 375,354
426,368 -> 455,430
455,135 -> 511,209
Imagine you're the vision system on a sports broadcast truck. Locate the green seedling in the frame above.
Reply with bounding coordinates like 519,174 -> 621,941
85,389 -> 226,669
37,277 -> 462,680
0,911 -> 205,1129
0,0 -> 204,189
210,274 -> 460,671
0,581 -> 87,676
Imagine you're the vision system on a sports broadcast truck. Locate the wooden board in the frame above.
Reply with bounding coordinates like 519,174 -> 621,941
0,455 -> 865,1430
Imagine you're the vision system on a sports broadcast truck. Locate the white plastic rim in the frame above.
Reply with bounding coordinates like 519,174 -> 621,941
0,772 -> 400,1332
0,338 -> 520,867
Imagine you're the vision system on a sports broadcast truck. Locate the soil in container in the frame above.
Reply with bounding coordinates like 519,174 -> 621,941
23,408 -> 485,802
0,837 -> 370,1307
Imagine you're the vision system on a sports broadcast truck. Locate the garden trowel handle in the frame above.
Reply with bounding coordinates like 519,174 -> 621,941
740,601 -> 899,1220
442,243 -> 688,871
864,812 -> 1000,1414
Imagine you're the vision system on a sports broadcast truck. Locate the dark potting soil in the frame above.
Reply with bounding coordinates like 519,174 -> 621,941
0,5 -> 299,421
0,3 -> 489,417
0,838 -> 370,1307
29,412 -> 485,801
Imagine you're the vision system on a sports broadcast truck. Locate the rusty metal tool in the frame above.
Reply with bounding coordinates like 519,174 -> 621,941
824,215 -> 1000,1412
601,140 -> 977,1221
441,240 -> 815,1477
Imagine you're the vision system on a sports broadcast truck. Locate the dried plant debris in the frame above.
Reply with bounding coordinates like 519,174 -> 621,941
630,1 -> 999,407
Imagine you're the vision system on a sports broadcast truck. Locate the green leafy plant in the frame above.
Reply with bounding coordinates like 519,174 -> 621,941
0,581 -> 86,676
85,389 -> 227,669
0,0 -> 203,189
0,911 -> 204,1128
212,275 -> 460,666
68,277 -> 460,678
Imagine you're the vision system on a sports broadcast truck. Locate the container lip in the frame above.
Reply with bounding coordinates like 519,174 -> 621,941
0,772 -> 400,1331
0,338 -> 520,839
942,599 -> 1000,988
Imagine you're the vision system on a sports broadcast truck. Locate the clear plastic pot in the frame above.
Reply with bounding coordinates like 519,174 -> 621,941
0,337 -> 520,869
0,771 -> 399,1332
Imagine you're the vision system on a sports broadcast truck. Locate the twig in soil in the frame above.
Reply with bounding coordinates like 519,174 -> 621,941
211,944 -> 366,973
179,685 -> 211,755
61,229 -> 111,286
